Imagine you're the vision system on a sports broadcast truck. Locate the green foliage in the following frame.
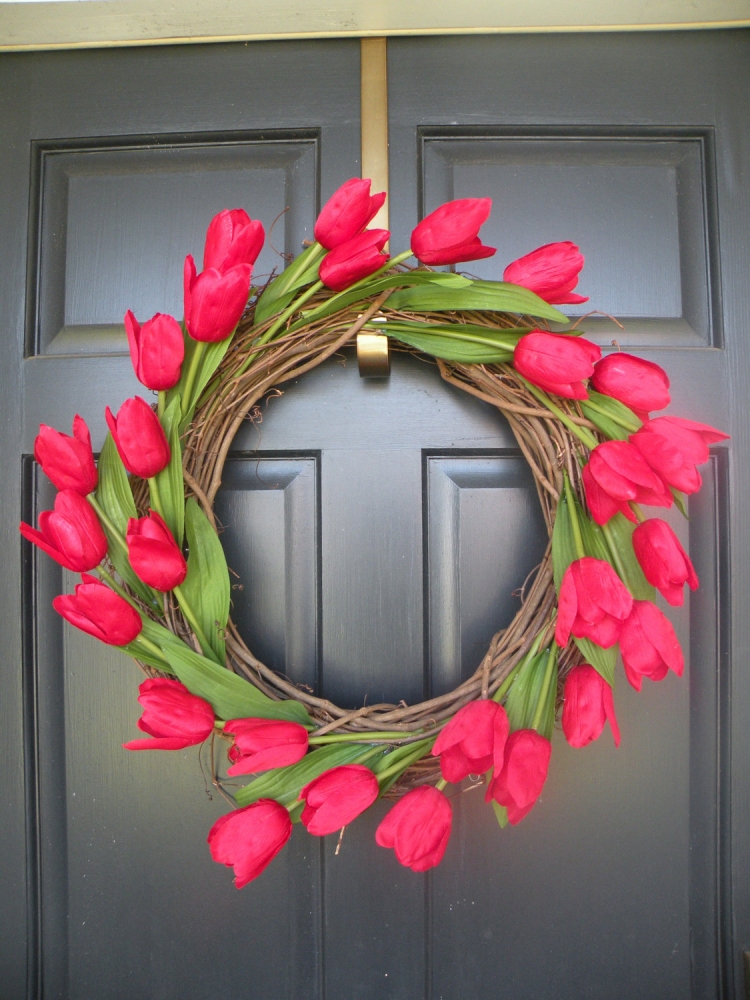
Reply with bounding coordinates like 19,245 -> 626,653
580,391 -> 641,441
158,635 -> 312,726
503,646 -> 557,740
254,242 -> 325,325
298,269 -> 472,325
385,280 -> 569,322
95,435 -> 155,605
178,498 -> 230,664
491,801 -> 509,829
602,514 -> 655,601
378,319 -> 527,364
152,395 -> 184,545
234,743 -> 382,808
574,637 -> 617,686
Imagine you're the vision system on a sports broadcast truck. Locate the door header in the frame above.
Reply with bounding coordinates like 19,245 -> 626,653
1,0 -> 749,52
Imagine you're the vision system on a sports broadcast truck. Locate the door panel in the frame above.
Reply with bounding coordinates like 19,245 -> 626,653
389,31 -> 744,999
1,29 -> 747,1000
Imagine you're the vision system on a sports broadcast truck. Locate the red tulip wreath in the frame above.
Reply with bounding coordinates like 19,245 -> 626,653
21,179 -> 728,888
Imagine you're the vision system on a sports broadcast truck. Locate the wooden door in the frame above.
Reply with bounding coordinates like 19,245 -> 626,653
1,30 -> 748,1000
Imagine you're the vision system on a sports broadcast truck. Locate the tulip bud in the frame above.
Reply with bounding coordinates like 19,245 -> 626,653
300,764 -> 379,836
630,416 -> 730,495
376,786 -> 453,871
126,510 -> 187,591
105,396 -> 170,480
619,600 -> 684,691
555,556 -> 633,650
208,799 -> 293,888
203,208 -> 265,272
53,573 -> 143,646
590,353 -> 670,418
503,241 -> 588,305
513,331 -> 601,400
318,229 -> 389,292
431,700 -> 509,783
411,198 -> 496,266
632,519 -> 698,606
183,254 -> 252,343
34,415 -> 98,496
20,490 -> 107,572
562,664 -> 620,748
123,678 -> 215,750
485,729 -> 552,824
124,310 -> 185,391
582,440 -> 672,526
224,718 -> 309,775
314,178 -> 386,250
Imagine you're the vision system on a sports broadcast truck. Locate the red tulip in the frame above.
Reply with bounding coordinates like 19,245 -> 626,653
411,198 -> 496,266
34,415 -> 98,496
53,573 -> 143,645
224,718 -> 309,776
20,490 -> 107,572
582,440 -> 672,525
183,254 -> 251,343
126,510 -> 187,591
123,678 -> 215,750
562,664 -> 620,748
485,729 -> 551,824
375,786 -> 452,872
319,229 -> 389,292
105,396 -> 170,479
300,764 -> 379,836
431,700 -> 508,783
630,416 -> 729,495
208,800 -> 292,888
590,352 -> 670,419
632,519 -> 698,606
619,600 -> 684,691
555,557 -> 633,649
314,178 -> 386,250
124,310 -> 184,391
503,241 -> 588,305
203,208 -> 265,272
513,331 -> 601,400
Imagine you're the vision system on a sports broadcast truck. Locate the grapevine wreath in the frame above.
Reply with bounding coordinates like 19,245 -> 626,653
21,180 -> 729,887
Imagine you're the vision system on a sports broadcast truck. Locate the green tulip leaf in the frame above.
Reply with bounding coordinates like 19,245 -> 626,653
158,636 -> 312,726
491,800 -> 509,829
95,434 -> 156,606
151,394 -> 184,546
297,269 -> 472,325
385,280 -> 569,323
574,636 -> 617,686
602,513 -> 655,601
179,497 -> 230,664
234,742 -> 383,808
580,391 -> 642,441
254,242 -> 326,325
376,320 -> 527,364
671,488 -> 689,519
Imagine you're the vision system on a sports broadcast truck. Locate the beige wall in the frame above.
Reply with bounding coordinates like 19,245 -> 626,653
1,0 -> 749,51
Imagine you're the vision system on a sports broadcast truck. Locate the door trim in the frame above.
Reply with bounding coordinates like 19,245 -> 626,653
1,0 -> 749,53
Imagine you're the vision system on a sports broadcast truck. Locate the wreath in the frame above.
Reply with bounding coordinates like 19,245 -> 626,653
21,180 -> 729,887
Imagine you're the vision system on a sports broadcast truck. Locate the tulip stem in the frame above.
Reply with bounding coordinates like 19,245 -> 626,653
180,340 -> 208,418
531,645 -> 558,734
436,777 -> 448,791
630,502 -> 646,523
158,390 -> 166,420
582,396 -> 641,433
87,496 -> 129,557
172,584 -> 222,665
518,376 -> 599,450
302,249 -> 414,323
563,473 -> 586,560
309,730 -> 429,745
147,476 -> 165,522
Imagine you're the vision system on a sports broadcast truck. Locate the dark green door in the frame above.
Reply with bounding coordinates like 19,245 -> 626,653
1,30 -> 747,1000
